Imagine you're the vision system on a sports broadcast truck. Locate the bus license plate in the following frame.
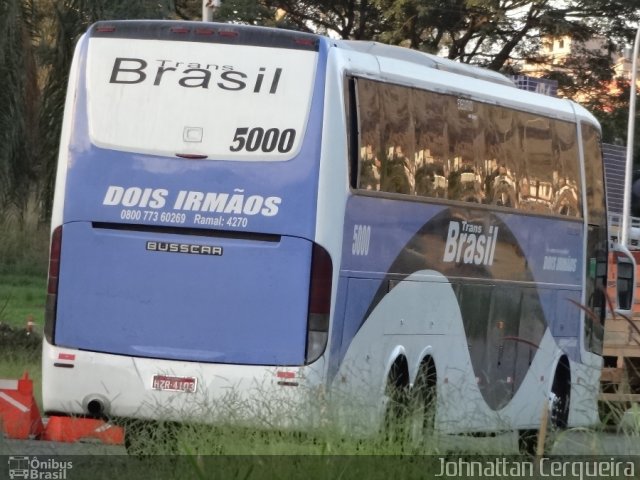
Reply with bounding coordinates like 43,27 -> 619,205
152,375 -> 197,393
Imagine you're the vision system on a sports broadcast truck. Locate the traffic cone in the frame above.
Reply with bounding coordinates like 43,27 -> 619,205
42,416 -> 124,445
0,372 -> 44,439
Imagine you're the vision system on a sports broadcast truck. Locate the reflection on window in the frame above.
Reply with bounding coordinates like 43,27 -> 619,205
581,124 -> 606,227
354,77 -> 583,218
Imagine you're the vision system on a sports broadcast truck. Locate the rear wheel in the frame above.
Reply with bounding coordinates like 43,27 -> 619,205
550,358 -> 571,429
518,358 -> 571,456
406,360 -> 437,445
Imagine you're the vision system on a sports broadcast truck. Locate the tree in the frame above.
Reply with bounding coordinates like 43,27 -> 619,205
258,0 -> 388,38
265,1 -> 640,71
36,0 -> 177,217
0,0 -> 40,221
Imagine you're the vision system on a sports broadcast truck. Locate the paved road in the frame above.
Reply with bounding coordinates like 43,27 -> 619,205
1,428 -> 638,456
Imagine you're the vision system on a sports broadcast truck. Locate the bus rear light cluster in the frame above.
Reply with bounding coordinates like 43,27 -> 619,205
47,227 -> 62,295
305,244 -> 332,364
44,226 -> 62,343
168,27 -> 236,37
295,38 -> 316,47
91,22 -> 318,52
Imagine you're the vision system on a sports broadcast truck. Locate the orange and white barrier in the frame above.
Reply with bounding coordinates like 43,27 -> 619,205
0,371 -> 124,445
0,372 -> 44,439
42,416 -> 124,444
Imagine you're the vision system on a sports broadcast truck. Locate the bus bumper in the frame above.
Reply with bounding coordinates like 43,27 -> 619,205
42,340 -> 326,428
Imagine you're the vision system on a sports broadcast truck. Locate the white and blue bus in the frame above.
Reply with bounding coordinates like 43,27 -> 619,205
43,20 -> 629,444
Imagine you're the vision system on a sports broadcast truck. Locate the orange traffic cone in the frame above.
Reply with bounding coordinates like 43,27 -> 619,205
0,372 -> 44,439
42,416 -> 124,445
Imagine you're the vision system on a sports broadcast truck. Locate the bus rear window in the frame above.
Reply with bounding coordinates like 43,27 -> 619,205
86,38 -> 318,160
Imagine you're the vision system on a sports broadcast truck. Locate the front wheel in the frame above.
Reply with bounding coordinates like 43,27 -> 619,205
519,360 -> 571,456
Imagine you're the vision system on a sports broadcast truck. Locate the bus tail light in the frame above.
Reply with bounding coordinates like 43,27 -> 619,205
305,244 -> 332,364
44,226 -> 62,343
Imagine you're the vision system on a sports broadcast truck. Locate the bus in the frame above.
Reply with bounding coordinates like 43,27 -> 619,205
42,20 -> 634,447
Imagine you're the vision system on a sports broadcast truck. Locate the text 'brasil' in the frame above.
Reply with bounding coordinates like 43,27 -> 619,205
443,220 -> 499,266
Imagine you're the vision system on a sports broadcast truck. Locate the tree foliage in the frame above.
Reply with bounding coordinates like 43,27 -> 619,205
0,0 -> 39,220
266,1 -> 640,69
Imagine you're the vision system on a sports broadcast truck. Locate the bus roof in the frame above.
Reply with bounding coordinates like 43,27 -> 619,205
336,40 -> 516,88
333,38 -> 600,129
89,20 -> 320,51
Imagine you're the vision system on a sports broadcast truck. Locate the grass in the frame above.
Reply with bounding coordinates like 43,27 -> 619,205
0,217 -> 48,329
0,219 -> 48,409
0,218 -> 49,277
0,272 -> 45,407
0,273 -> 46,329
0,323 -> 42,410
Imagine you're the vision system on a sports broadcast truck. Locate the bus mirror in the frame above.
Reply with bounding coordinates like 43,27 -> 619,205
612,244 -> 636,315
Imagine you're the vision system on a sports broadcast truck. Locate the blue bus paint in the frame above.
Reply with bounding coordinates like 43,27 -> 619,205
55,222 -> 313,364
328,196 -> 585,408
62,39 -> 331,238
53,30 -> 331,365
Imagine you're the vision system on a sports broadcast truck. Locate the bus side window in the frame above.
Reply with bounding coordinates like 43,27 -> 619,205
378,84 -> 414,195
353,78 -> 383,192
346,78 -> 359,190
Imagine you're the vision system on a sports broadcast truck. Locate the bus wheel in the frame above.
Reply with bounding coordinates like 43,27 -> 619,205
518,358 -> 571,456
550,357 -> 571,429
407,358 -> 437,446
382,356 -> 409,444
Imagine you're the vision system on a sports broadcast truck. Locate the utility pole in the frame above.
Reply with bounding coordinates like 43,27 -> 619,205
621,26 -> 640,247
202,0 -> 220,22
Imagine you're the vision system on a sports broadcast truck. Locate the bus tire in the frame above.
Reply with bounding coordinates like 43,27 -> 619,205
550,357 -> 571,429
382,356 -> 409,443
407,357 -> 437,446
518,358 -> 571,456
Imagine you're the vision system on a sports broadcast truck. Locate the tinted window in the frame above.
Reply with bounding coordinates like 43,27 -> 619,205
581,123 -> 607,354
87,38 -> 318,160
354,78 -> 582,218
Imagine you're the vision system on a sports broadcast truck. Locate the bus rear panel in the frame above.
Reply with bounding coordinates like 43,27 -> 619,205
43,21 -> 331,421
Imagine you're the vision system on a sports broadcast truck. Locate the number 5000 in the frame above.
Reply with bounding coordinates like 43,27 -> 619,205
229,127 -> 296,153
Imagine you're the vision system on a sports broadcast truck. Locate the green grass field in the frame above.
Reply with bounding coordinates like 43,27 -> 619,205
0,272 -> 45,411
0,220 -> 48,409
0,273 -> 46,330
0,218 -> 48,329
